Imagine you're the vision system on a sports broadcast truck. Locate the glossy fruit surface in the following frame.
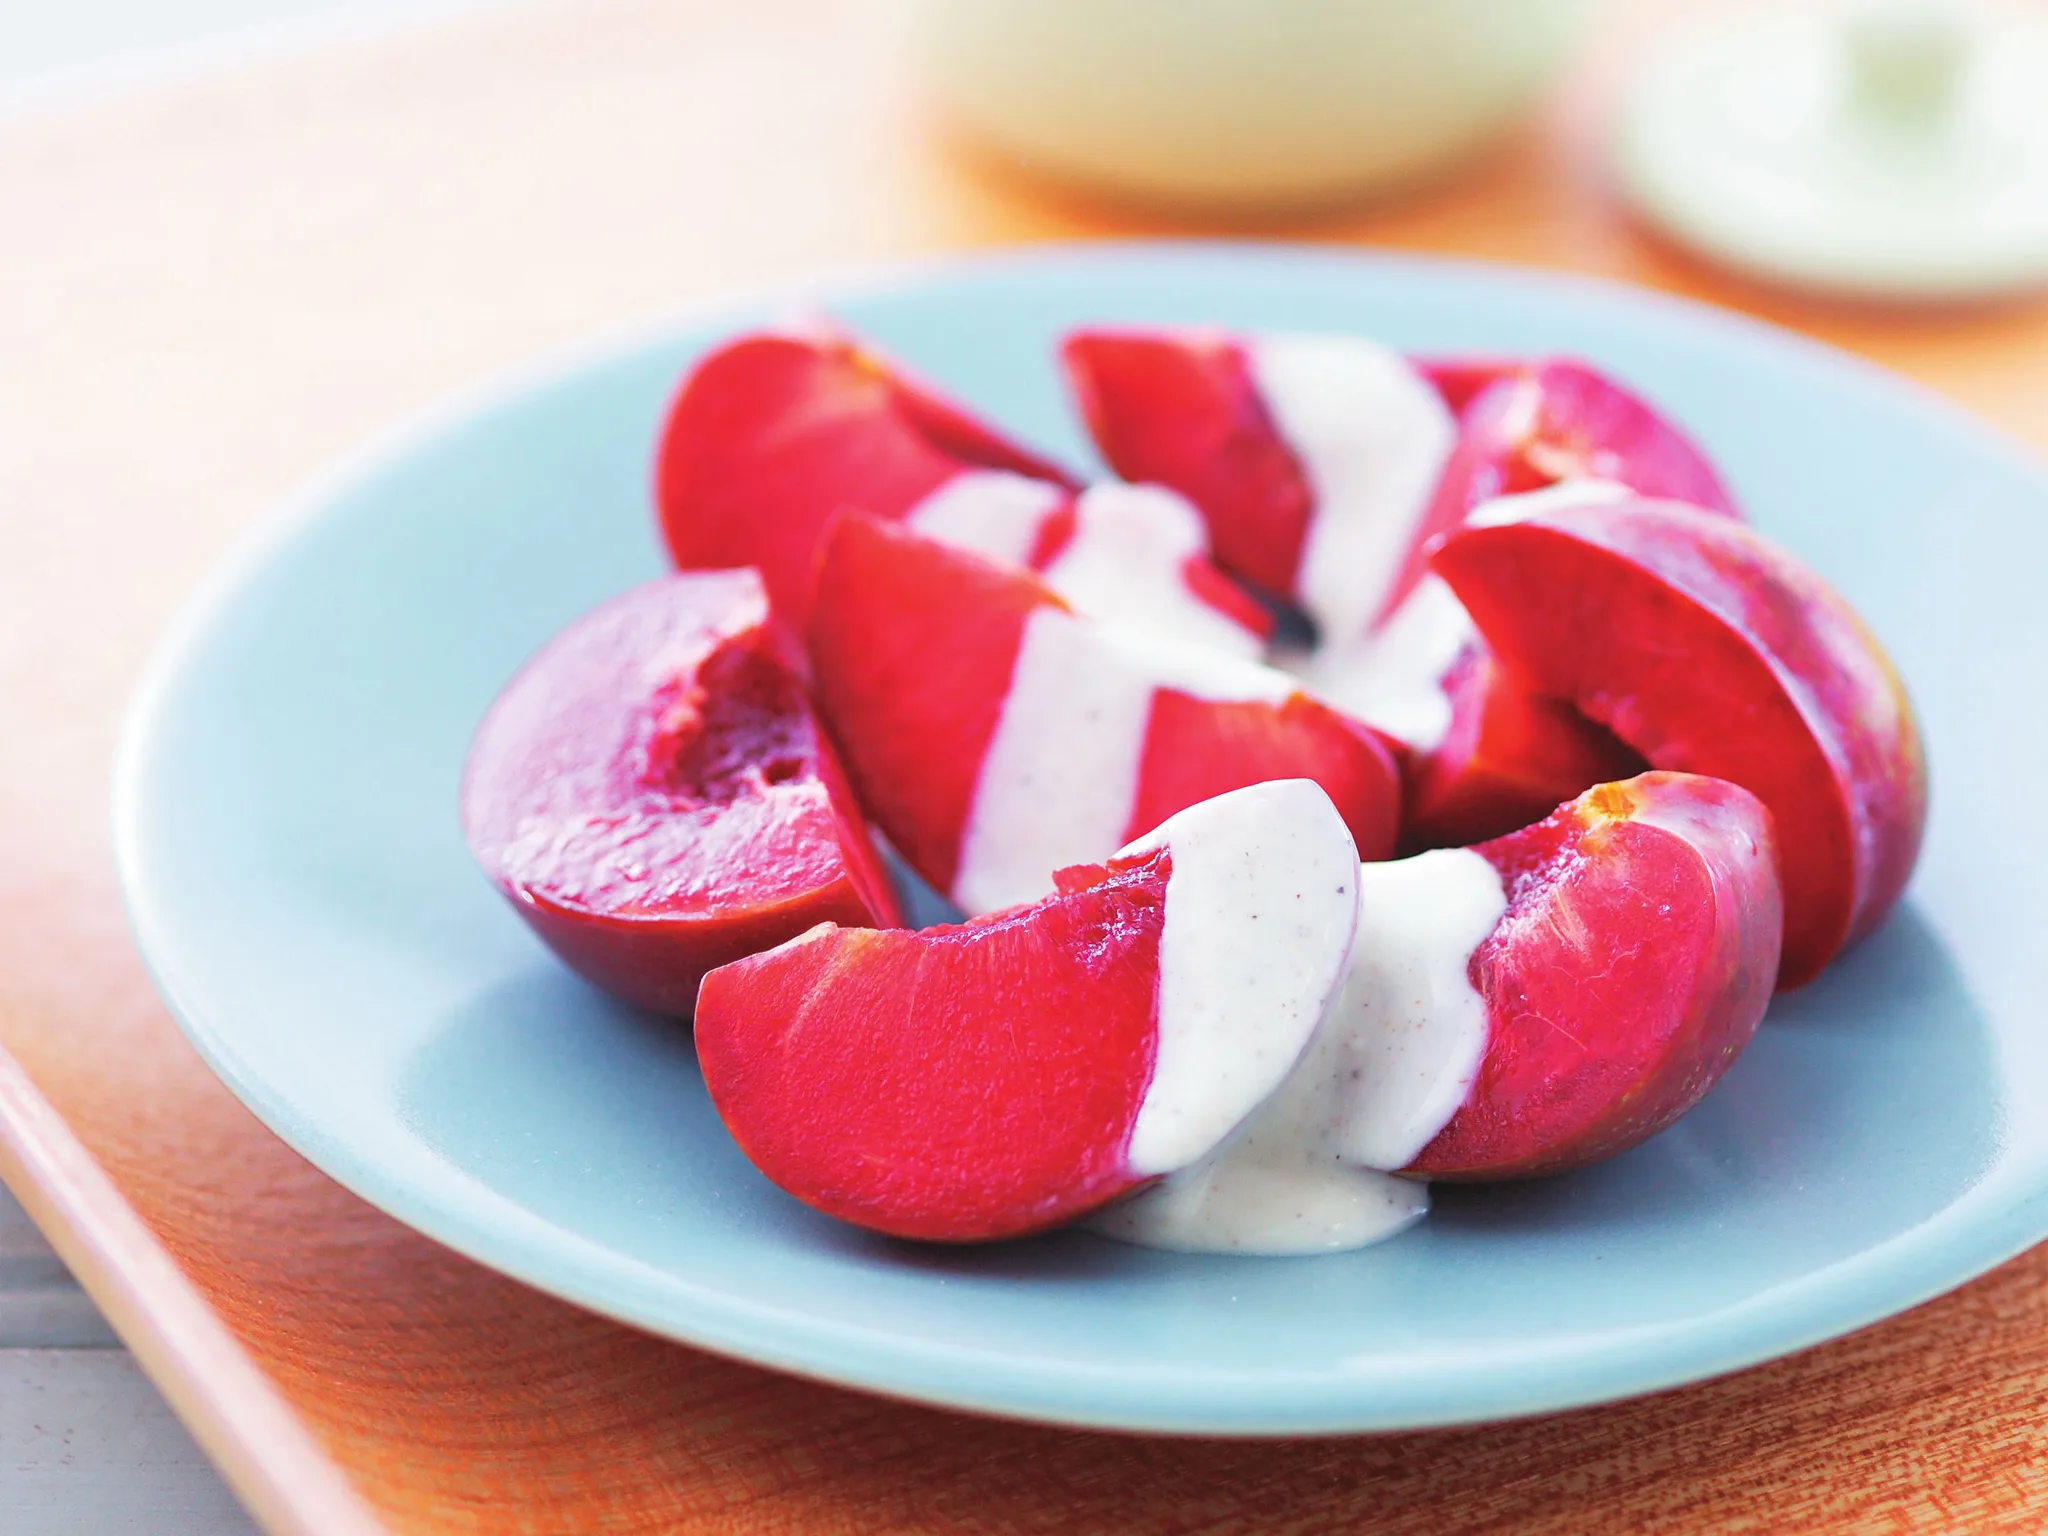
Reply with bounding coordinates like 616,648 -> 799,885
1061,326 -> 1312,599
1061,330 -> 1745,856
807,514 -> 1055,895
700,848 -> 1169,1240
1401,641 -> 1646,851
807,514 -> 1401,903
1130,690 -> 1396,859
1433,498 -> 1926,987
657,323 -> 1075,623
1381,359 -> 1740,631
696,780 -> 1361,1242
1410,772 -> 1781,1179
1382,361 -> 1742,841
462,570 -> 899,1015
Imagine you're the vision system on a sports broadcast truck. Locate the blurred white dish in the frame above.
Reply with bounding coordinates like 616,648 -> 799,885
909,0 -> 1590,214
1620,0 -> 2048,301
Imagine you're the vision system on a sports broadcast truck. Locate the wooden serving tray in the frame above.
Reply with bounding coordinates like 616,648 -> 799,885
5,1 -> 2048,1529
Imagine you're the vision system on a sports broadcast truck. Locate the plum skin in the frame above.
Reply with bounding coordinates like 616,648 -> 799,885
695,850 -> 1173,1242
1432,499 -> 1926,989
1407,771 -> 1783,1182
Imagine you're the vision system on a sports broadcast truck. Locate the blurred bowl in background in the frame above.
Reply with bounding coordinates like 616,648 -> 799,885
909,0 -> 1592,216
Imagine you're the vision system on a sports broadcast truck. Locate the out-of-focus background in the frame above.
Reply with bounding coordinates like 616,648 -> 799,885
0,1 -> 483,97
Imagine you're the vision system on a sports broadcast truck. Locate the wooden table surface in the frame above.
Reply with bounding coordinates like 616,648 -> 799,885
5,1 -> 2048,1531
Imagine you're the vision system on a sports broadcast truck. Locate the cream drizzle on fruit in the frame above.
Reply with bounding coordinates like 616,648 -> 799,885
1284,576 -> 1474,751
1246,333 -> 1456,649
1284,479 -> 1638,752
1090,846 -> 1507,1255
1041,483 -> 1265,658
950,610 -> 1295,916
904,467 -> 1064,566
1087,1150 -> 1429,1255
904,472 -> 1263,657
1115,780 -> 1364,1176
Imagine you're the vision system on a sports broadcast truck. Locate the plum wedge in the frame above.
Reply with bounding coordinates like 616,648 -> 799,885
1379,359 -> 1740,629
1062,325 -> 1458,635
696,781 -> 1363,1242
656,322 -> 1270,652
656,322 -> 1078,625
1433,497 -> 1927,987
1097,771 -> 1780,1250
1399,637 -> 1645,852
1408,772 -> 1780,1178
1062,326 -> 1741,850
461,570 -> 900,1015
806,514 -> 1402,913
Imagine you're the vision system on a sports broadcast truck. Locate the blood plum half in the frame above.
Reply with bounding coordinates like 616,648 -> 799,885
1084,771 -> 1781,1248
462,570 -> 900,1015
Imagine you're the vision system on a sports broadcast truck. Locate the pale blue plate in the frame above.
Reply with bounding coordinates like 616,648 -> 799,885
116,246 -> 2048,1434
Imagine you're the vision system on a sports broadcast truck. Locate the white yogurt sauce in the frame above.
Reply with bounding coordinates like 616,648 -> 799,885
1041,482 -> 1264,658
1287,480 -> 1638,751
1087,1155 -> 1428,1254
1309,848 -> 1508,1169
906,472 -> 1263,657
950,610 -> 1295,915
1091,846 -> 1507,1255
903,467 -> 1067,566
1287,575 -> 1475,751
1116,779 -> 1363,1175
1246,333 -> 1457,649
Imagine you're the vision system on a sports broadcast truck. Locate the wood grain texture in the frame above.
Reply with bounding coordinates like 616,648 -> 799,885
2,0 -> 2047,1531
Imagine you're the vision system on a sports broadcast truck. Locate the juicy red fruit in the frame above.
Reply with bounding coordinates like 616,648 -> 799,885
656,322 -> 1076,625
806,514 -> 1053,896
806,514 -> 1401,904
1447,359 -> 1737,514
1383,360 -> 1744,846
1432,498 -> 1927,988
696,777 -> 1363,1242
1401,641 -> 1646,853
1411,772 -> 1782,1180
1062,331 -> 1532,604
462,570 -> 900,1016
1060,329 -> 1739,856
697,848 -> 1169,1242
1379,359 -> 1740,633
1130,691 -> 1395,858
1060,327 -> 1313,599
